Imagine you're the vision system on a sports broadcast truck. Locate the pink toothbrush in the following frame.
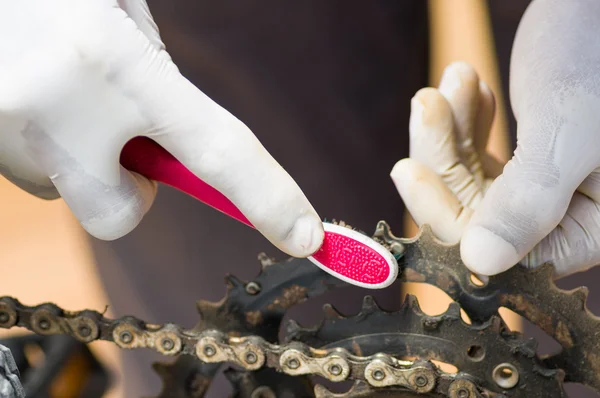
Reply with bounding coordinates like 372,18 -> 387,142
120,136 -> 398,289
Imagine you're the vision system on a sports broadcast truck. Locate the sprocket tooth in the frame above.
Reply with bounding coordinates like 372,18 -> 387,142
285,319 -> 302,336
150,358 -> 214,398
488,315 -> 505,333
314,384 -> 344,398
359,295 -> 381,315
224,274 -> 245,289
315,381 -> 373,398
196,299 -> 220,319
226,367 -> 315,397
444,301 -> 462,320
373,220 -> 398,244
257,252 -> 276,270
223,367 -> 243,385
401,294 -> 423,315
532,263 -> 556,283
569,286 -> 589,309
323,303 -> 344,320
416,224 -> 437,242
521,337 -> 539,357
151,361 -> 168,377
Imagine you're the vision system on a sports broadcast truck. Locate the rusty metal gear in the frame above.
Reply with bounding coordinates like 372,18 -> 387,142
149,222 -> 574,397
286,294 -> 563,397
150,253 -> 344,398
374,222 -> 600,392
1,221 -> 599,397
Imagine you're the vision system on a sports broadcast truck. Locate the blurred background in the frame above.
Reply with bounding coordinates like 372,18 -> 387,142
2,0 -> 599,397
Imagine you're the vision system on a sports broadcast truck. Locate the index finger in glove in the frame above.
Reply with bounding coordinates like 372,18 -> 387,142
142,71 -> 324,258
409,87 -> 483,209
391,158 -> 473,244
438,62 -> 494,187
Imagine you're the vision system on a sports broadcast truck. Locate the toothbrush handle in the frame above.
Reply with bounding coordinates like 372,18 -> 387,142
120,136 -> 254,228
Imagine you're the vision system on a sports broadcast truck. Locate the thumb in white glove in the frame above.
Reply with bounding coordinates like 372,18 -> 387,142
0,0 -> 323,257
460,0 -> 600,277
393,5 -> 600,279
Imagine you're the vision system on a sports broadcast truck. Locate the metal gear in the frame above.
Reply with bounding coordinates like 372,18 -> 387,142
150,222 -> 573,397
1,221 -> 599,397
150,252 -> 345,398
286,295 -> 563,397
373,222 -> 600,392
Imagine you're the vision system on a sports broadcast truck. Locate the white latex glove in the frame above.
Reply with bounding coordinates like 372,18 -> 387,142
459,0 -> 600,277
391,62 -> 500,246
394,0 -> 600,279
0,0 -> 323,257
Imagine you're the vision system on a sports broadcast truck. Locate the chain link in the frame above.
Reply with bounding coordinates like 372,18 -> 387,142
0,296 -> 492,397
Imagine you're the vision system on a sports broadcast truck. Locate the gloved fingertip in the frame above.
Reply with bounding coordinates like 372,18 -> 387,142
283,213 -> 325,258
461,226 -> 521,276
440,61 -> 478,89
390,158 -> 412,182
390,158 -> 433,201
411,88 -> 452,127
76,171 -> 158,241
82,212 -> 141,241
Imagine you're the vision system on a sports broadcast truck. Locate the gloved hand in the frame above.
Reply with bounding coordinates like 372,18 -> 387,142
391,61 -> 500,247
461,0 -> 600,277
0,1 -> 323,257
394,0 -> 600,279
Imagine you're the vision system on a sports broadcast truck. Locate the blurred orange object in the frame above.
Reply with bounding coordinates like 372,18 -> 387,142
402,0 -> 519,332
0,176 -> 122,397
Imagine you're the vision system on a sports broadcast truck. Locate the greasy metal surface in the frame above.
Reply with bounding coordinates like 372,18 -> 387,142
0,295 -> 474,396
152,252 -> 346,397
374,222 -> 600,392
1,221 -> 598,397
286,295 -> 563,396
314,380 -> 454,397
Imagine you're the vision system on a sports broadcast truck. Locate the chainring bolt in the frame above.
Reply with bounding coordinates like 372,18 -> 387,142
120,331 -> 133,344
492,363 -> 519,389
203,344 -> 217,357
372,369 -> 385,381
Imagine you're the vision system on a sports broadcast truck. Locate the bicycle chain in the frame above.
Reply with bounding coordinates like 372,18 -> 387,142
287,294 -> 565,397
0,296 -> 496,397
1,221 -> 598,397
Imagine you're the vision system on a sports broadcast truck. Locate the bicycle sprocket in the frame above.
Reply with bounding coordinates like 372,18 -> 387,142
1,221 -> 598,397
